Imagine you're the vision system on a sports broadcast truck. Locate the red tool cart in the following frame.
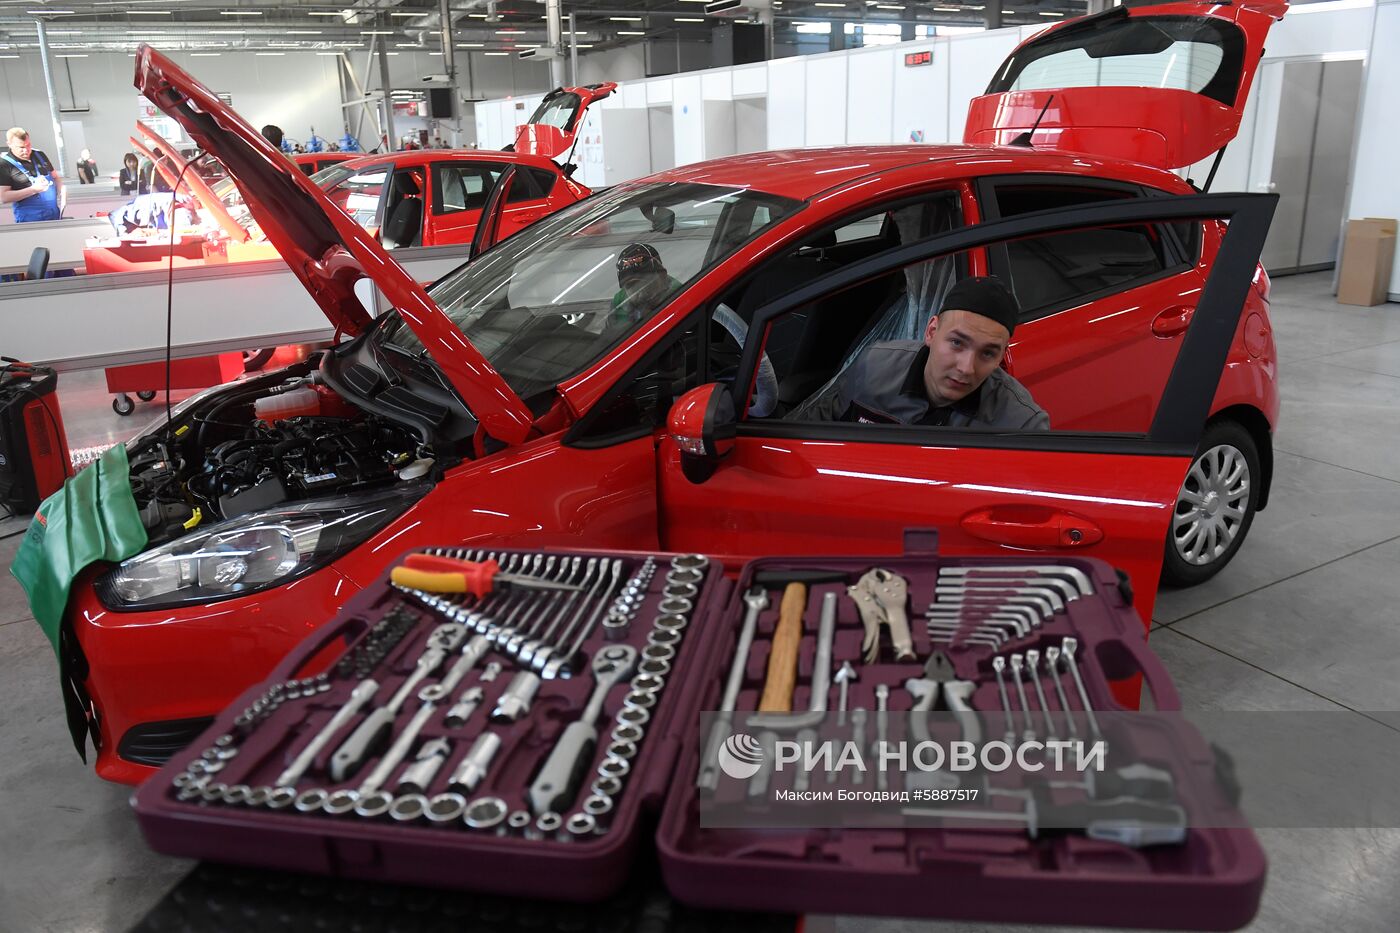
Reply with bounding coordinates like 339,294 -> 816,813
104,352 -> 244,416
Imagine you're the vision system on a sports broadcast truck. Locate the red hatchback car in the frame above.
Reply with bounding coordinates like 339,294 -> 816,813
312,148 -> 589,250
47,0 -> 1283,784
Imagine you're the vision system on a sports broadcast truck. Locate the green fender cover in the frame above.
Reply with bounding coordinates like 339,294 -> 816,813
10,444 -> 148,658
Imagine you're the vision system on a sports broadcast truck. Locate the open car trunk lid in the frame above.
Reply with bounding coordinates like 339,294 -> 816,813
964,1 -> 1288,171
514,83 -> 618,159
133,45 -> 535,445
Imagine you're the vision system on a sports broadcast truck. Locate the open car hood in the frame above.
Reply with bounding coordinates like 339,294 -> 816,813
133,45 -> 534,445
965,1 -> 1288,170
514,82 -> 617,159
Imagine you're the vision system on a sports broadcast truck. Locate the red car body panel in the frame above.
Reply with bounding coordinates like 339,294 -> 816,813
134,45 -> 535,445
67,5 -> 1281,782
965,1 -> 1287,170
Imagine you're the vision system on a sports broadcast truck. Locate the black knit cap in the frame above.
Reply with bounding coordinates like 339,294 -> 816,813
616,242 -> 665,284
938,275 -> 1020,337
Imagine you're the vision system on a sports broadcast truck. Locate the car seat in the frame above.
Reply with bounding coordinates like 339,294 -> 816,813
784,201 -> 962,420
381,171 -> 424,249
25,247 -> 49,281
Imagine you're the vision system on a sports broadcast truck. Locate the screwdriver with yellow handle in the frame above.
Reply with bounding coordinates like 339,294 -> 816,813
390,554 -> 583,597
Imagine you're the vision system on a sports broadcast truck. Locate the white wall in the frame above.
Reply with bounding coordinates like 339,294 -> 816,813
0,52 -> 342,178
1348,0 -> 1400,298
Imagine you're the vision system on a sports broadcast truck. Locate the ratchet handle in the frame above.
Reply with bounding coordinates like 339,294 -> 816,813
329,705 -> 393,782
528,720 -> 597,815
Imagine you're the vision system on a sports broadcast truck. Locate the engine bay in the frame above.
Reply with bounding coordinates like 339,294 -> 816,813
128,361 -> 432,545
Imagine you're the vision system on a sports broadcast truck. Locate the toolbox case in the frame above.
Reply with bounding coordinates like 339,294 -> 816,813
133,541 -> 1266,930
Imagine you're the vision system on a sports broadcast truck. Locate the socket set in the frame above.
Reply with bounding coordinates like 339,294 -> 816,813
134,543 -> 1264,928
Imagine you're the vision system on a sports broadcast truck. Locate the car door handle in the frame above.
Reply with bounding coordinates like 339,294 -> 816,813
1151,305 -> 1195,338
960,506 -> 1103,548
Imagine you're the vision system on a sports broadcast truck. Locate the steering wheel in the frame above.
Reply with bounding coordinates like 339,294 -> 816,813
712,304 -> 778,418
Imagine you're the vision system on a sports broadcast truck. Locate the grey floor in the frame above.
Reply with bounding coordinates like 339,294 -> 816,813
3,272 -> 1400,932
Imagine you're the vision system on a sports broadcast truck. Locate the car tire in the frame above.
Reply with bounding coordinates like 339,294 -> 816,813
1161,420 -> 1260,588
242,348 -> 276,372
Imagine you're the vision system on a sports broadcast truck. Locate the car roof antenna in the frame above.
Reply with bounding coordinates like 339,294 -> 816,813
1009,94 -> 1054,148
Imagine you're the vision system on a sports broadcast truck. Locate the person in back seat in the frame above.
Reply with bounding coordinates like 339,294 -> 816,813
809,276 -> 1048,430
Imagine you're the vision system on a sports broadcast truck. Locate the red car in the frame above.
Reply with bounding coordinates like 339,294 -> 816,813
312,148 -> 589,249
52,0 -> 1282,784
291,152 -> 358,176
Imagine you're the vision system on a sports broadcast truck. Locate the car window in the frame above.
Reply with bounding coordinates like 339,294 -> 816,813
432,161 -> 505,215
380,182 -> 801,403
986,183 -> 1174,317
988,14 -> 1247,106
528,91 -> 583,131
831,214 -> 886,243
322,165 -> 389,228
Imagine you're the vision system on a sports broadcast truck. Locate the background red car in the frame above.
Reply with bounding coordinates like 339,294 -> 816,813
39,0 -> 1282,784
313,149 -> 588,250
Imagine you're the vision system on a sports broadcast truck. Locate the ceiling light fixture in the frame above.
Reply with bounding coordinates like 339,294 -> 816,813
55,53 -> 88,57
617,30 -> 646,35
255,51 -> 285,55
483,50 -> 507,55
456,42 -> 484,47
285,30 -> 323,35
220,10 -> 264,15
128,10 -> 173,14
191,52 -> 223,56
609,16 -> 643,21
360,30 -> 394,34
814,2 -> 845,6
306,11 -> 343,15
26,9 -> 76,14
675,17 -> 704,22
495,28 -> 524,34
1038,10 -> 1065,16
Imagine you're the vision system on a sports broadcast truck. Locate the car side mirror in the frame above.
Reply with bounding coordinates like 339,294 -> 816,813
667,383 -> 736,485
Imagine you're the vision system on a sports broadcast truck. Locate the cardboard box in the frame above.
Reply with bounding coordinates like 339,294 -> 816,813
1337,217 -> 1396,307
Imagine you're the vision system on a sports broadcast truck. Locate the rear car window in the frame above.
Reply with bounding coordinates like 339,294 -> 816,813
988,184 -> 1174,316
987,14 -> 1247,106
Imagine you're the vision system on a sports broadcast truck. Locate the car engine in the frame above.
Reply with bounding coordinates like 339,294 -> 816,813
128,374 -> 427,545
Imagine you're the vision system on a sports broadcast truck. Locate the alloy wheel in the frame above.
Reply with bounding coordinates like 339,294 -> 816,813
1172,444 -> 1252,566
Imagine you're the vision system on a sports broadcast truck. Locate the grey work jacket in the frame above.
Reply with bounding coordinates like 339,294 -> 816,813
812,340 -> 1050,430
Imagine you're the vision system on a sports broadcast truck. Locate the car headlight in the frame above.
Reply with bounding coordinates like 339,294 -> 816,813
96,488 -> 420,610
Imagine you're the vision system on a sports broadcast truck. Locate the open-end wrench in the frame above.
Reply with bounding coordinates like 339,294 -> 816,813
275,678 -> 378,787
697,588 -> 769,790
540,559 -> 624,678
990,657 -> 1015,744
1009,653 -> 1034,744
559,559 -> 628,665
505,557 -> 585,652
1025,649 -> 1056,740
1061,637 -> 1102,740
527,644 -> 638,814
1045,646 -> 1077,737
523,558 -> 601,663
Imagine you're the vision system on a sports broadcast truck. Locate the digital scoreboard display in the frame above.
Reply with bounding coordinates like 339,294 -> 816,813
904,50 -> 933,67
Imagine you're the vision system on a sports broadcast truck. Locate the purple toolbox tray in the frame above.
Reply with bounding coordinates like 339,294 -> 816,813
653,548 -> 1267,930
133,542 -> 1266,928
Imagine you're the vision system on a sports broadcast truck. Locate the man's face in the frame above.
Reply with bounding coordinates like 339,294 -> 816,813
8,134 -> 31,159
620,271 -> 669,311
921,308 -> 1010,406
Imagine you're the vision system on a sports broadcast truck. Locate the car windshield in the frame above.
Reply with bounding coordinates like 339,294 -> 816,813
375,182 -> 802,402
988,15 -> 1246,106
528,91 -> 582,130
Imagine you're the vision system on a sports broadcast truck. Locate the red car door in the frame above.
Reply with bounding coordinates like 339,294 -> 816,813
976,174 -> 1206,432
653,192 -> 1276,633
425,160 -> 565,246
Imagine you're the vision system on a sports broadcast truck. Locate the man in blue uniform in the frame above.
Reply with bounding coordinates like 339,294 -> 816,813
0,127 -> 64,223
